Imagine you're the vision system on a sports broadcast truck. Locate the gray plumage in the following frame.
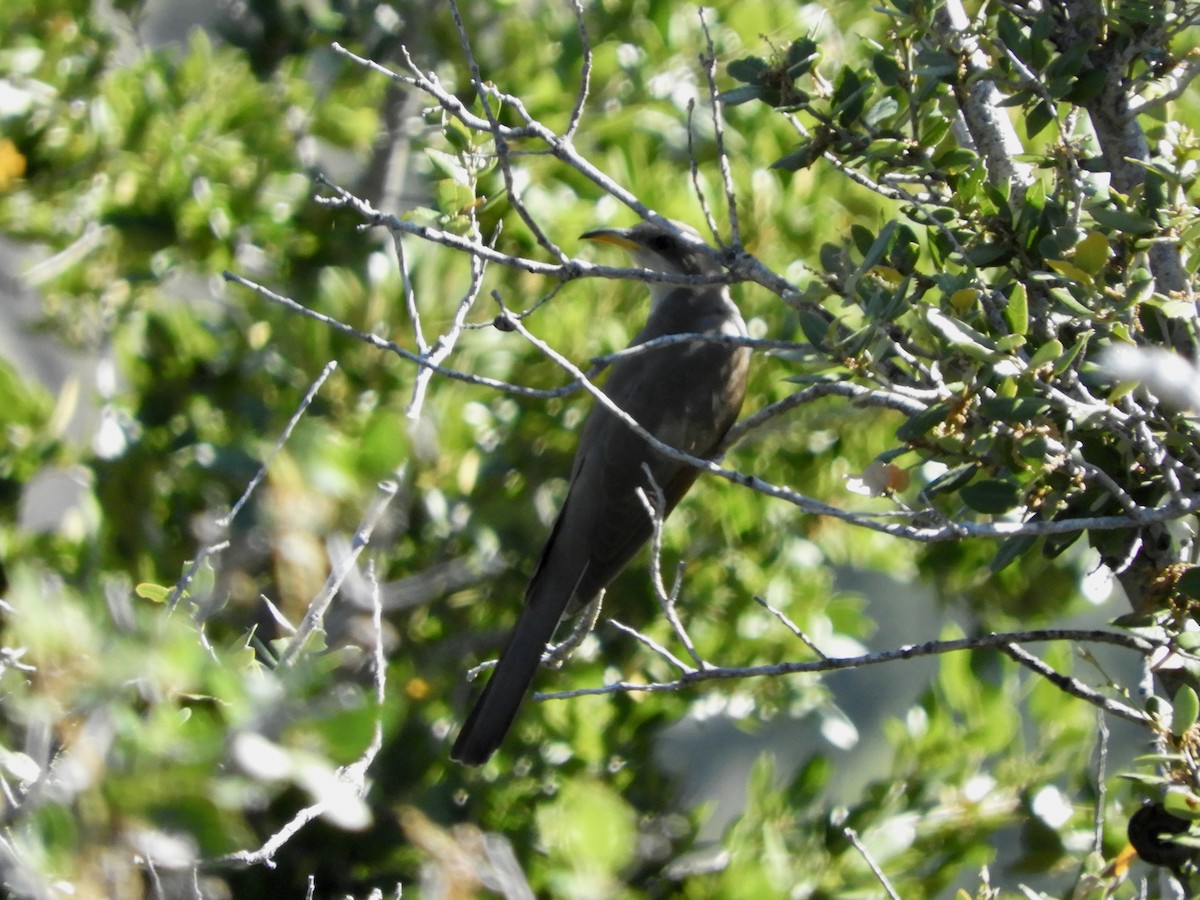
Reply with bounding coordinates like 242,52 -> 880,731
451,222 -> 750,765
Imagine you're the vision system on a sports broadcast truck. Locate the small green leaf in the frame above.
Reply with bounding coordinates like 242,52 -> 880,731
872,53 -> 904,86
1048,287 -> 1093,317
1126,275 -> 1155,306
1176,568 -> 1200,601
1064,68 -> 1107,104
1163,785 -> 1200,820
1159,299 -> 1197,319
991,533 -> 1036,573
1053,333 -> 1089,375
1091,206 -> 1158,234
718,85 -> 769,106
859,220 -> 897,273
136,582 -> 172,603
772,142 -> 821,171
896,402 -> 953,441
1005,283 -> 1028,336
425,148 -> 468,184
1178,631 -> 1200,652
1073,231 -> 1110,274
727,56 -> 768,83
798,310 -> 831,347
921,114 -> 952,147
979,395 -> 1048,422
1174,686 -> 1200,738
865,96 -> 899,126
934,148 -> 979,172
1028,339 -> 1064,368
996,12 -> 1028,63
1047,258 -> 1094,286
926,307 -> 1001,361
960,478 -> 1022,514
914,48 -> 956,78
965,243 -> 1009,267
1026,100 -> 1055,139
923,463 -> 978,497
819,242 -> 848,274
786,38 -> 818,73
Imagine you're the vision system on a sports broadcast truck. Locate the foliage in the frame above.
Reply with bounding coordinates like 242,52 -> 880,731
3,0 -> 1200,897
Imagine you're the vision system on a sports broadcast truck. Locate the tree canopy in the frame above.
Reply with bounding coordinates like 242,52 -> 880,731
3,0 -> 1200,897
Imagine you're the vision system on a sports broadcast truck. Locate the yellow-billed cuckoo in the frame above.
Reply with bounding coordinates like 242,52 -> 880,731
450,221 -> 750,765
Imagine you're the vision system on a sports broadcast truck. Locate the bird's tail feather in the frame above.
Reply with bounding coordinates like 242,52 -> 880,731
450,567 -> 586,765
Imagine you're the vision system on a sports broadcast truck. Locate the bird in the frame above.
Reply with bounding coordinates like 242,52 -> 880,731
450,220 -> 751,765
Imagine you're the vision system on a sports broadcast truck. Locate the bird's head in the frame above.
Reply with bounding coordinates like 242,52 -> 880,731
581,220 -> 723,277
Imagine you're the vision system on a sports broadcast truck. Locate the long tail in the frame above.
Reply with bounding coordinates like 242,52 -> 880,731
450,574 -> 579,765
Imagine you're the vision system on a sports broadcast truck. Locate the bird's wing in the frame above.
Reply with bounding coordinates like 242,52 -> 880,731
561,336 -> 742,593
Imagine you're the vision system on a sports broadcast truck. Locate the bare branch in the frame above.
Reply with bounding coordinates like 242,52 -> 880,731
541,628 -> 1156,728
998,642 -> 1147,727
844,828 -> 902,900
278,478 -> 399,667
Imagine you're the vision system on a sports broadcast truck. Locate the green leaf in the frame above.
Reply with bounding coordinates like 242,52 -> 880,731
832,66 -> 867,125
425,148 -> 469,184
925,307 -> 1002,361
727,56 -> 768,83
786,38 -> 818,75
960,478 -> 1022,514
1053,333 -> 1089,375
896,402 -> 953,441
1026,100 -> 1056,139
798,310 -> 831,347
1174,686 -> 1200,738
872,53 -> 904,86
978,395 -> 1049,422
1005,282 -> 1028,335
865,96 -> 899,126
996,12 -> 1028,63
819,242 -> 848,274
1163,786 -> 1200,820
1127,274 -> 1156,306
914,48 -> 956,78
859,220 -> 897,273
921,114 -> 952,147
1091,205 -> 1158,234
965,242 -> 1009,267
1159,299 -> 1196,319
772,142 -> 821,171
1176,567 -> 1200,601
923,463 -> 978,497
1048,287 -> 1094,317
1027,338 -> 1063,368
1064,68 -> 1107,104
719,85 -> 769,106
850,224 -> 876,257
1046,258 -> 1094,286
136,582 -> 172,603
934,148 -> 979,172
991,533 -> 1036,573
1073,231 -> 1110,274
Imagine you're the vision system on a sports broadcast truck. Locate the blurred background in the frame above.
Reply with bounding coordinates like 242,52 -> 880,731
0,0 -> 1174,897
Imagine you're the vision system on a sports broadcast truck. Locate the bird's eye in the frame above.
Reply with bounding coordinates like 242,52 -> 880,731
648,234 -> 674,252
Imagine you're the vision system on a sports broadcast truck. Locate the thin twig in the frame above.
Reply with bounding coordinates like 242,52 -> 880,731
219,360 -> 338,530
844,827 -> 902,900
278,479 -> 399,667
539,629 -> 1156,726
999,642 -> 1147,726
698,10 -> 741,245
636,479 -> 707,670
608,619 -> 697,675
754,595 -> 828,661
